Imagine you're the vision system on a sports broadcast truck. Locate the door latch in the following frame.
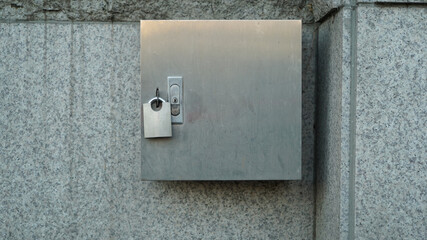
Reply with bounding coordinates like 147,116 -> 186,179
168,76 -> 183,124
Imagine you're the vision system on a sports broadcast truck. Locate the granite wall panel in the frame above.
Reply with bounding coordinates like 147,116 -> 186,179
355,5 -> 427,239
315,7 -> 352,240
358,0 -> 426,3
0,0 -> 315,23
0,22 -> 317,239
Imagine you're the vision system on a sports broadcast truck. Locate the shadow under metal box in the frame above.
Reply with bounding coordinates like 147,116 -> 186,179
141,20 -> 301,180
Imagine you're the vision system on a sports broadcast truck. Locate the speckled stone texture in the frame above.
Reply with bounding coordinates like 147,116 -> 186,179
312,0 -> 343,21
356,5 -> 427,239
0,22 -> 317,239
358,0 -> 426,2
0,0 -> 316,23
316,7 -> 352,240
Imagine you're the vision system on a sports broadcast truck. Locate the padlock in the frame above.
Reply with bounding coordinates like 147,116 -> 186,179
143,97 -> 172,138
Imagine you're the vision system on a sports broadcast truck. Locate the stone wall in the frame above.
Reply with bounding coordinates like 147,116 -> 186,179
1,0 -> 425,239
0,2 -> 318,239
0,0 -> 315,22
316,1 -> 426,239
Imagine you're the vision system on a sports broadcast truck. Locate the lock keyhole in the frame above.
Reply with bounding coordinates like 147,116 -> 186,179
150,100 -> 163,111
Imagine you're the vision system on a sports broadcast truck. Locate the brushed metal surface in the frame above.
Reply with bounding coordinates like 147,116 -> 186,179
168,76 -> 183,123
143,97 -> 172,138
141,20 -> 301,180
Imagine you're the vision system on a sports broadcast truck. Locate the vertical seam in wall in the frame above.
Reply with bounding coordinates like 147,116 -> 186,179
42,20 -> 48,174
313,23 -> 319,240
348,0 -> 358,240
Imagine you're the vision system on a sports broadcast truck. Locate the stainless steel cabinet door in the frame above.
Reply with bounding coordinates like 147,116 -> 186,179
141,20 -> 301,180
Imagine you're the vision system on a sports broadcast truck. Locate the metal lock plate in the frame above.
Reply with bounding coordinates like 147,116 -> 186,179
168,76 -> 183,123
143,97 -> 172,138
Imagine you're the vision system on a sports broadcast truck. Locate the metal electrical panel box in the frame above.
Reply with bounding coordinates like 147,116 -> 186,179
141,20 -> 301,180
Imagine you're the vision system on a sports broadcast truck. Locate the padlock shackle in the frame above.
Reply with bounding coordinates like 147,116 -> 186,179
148,97 -> 167,104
